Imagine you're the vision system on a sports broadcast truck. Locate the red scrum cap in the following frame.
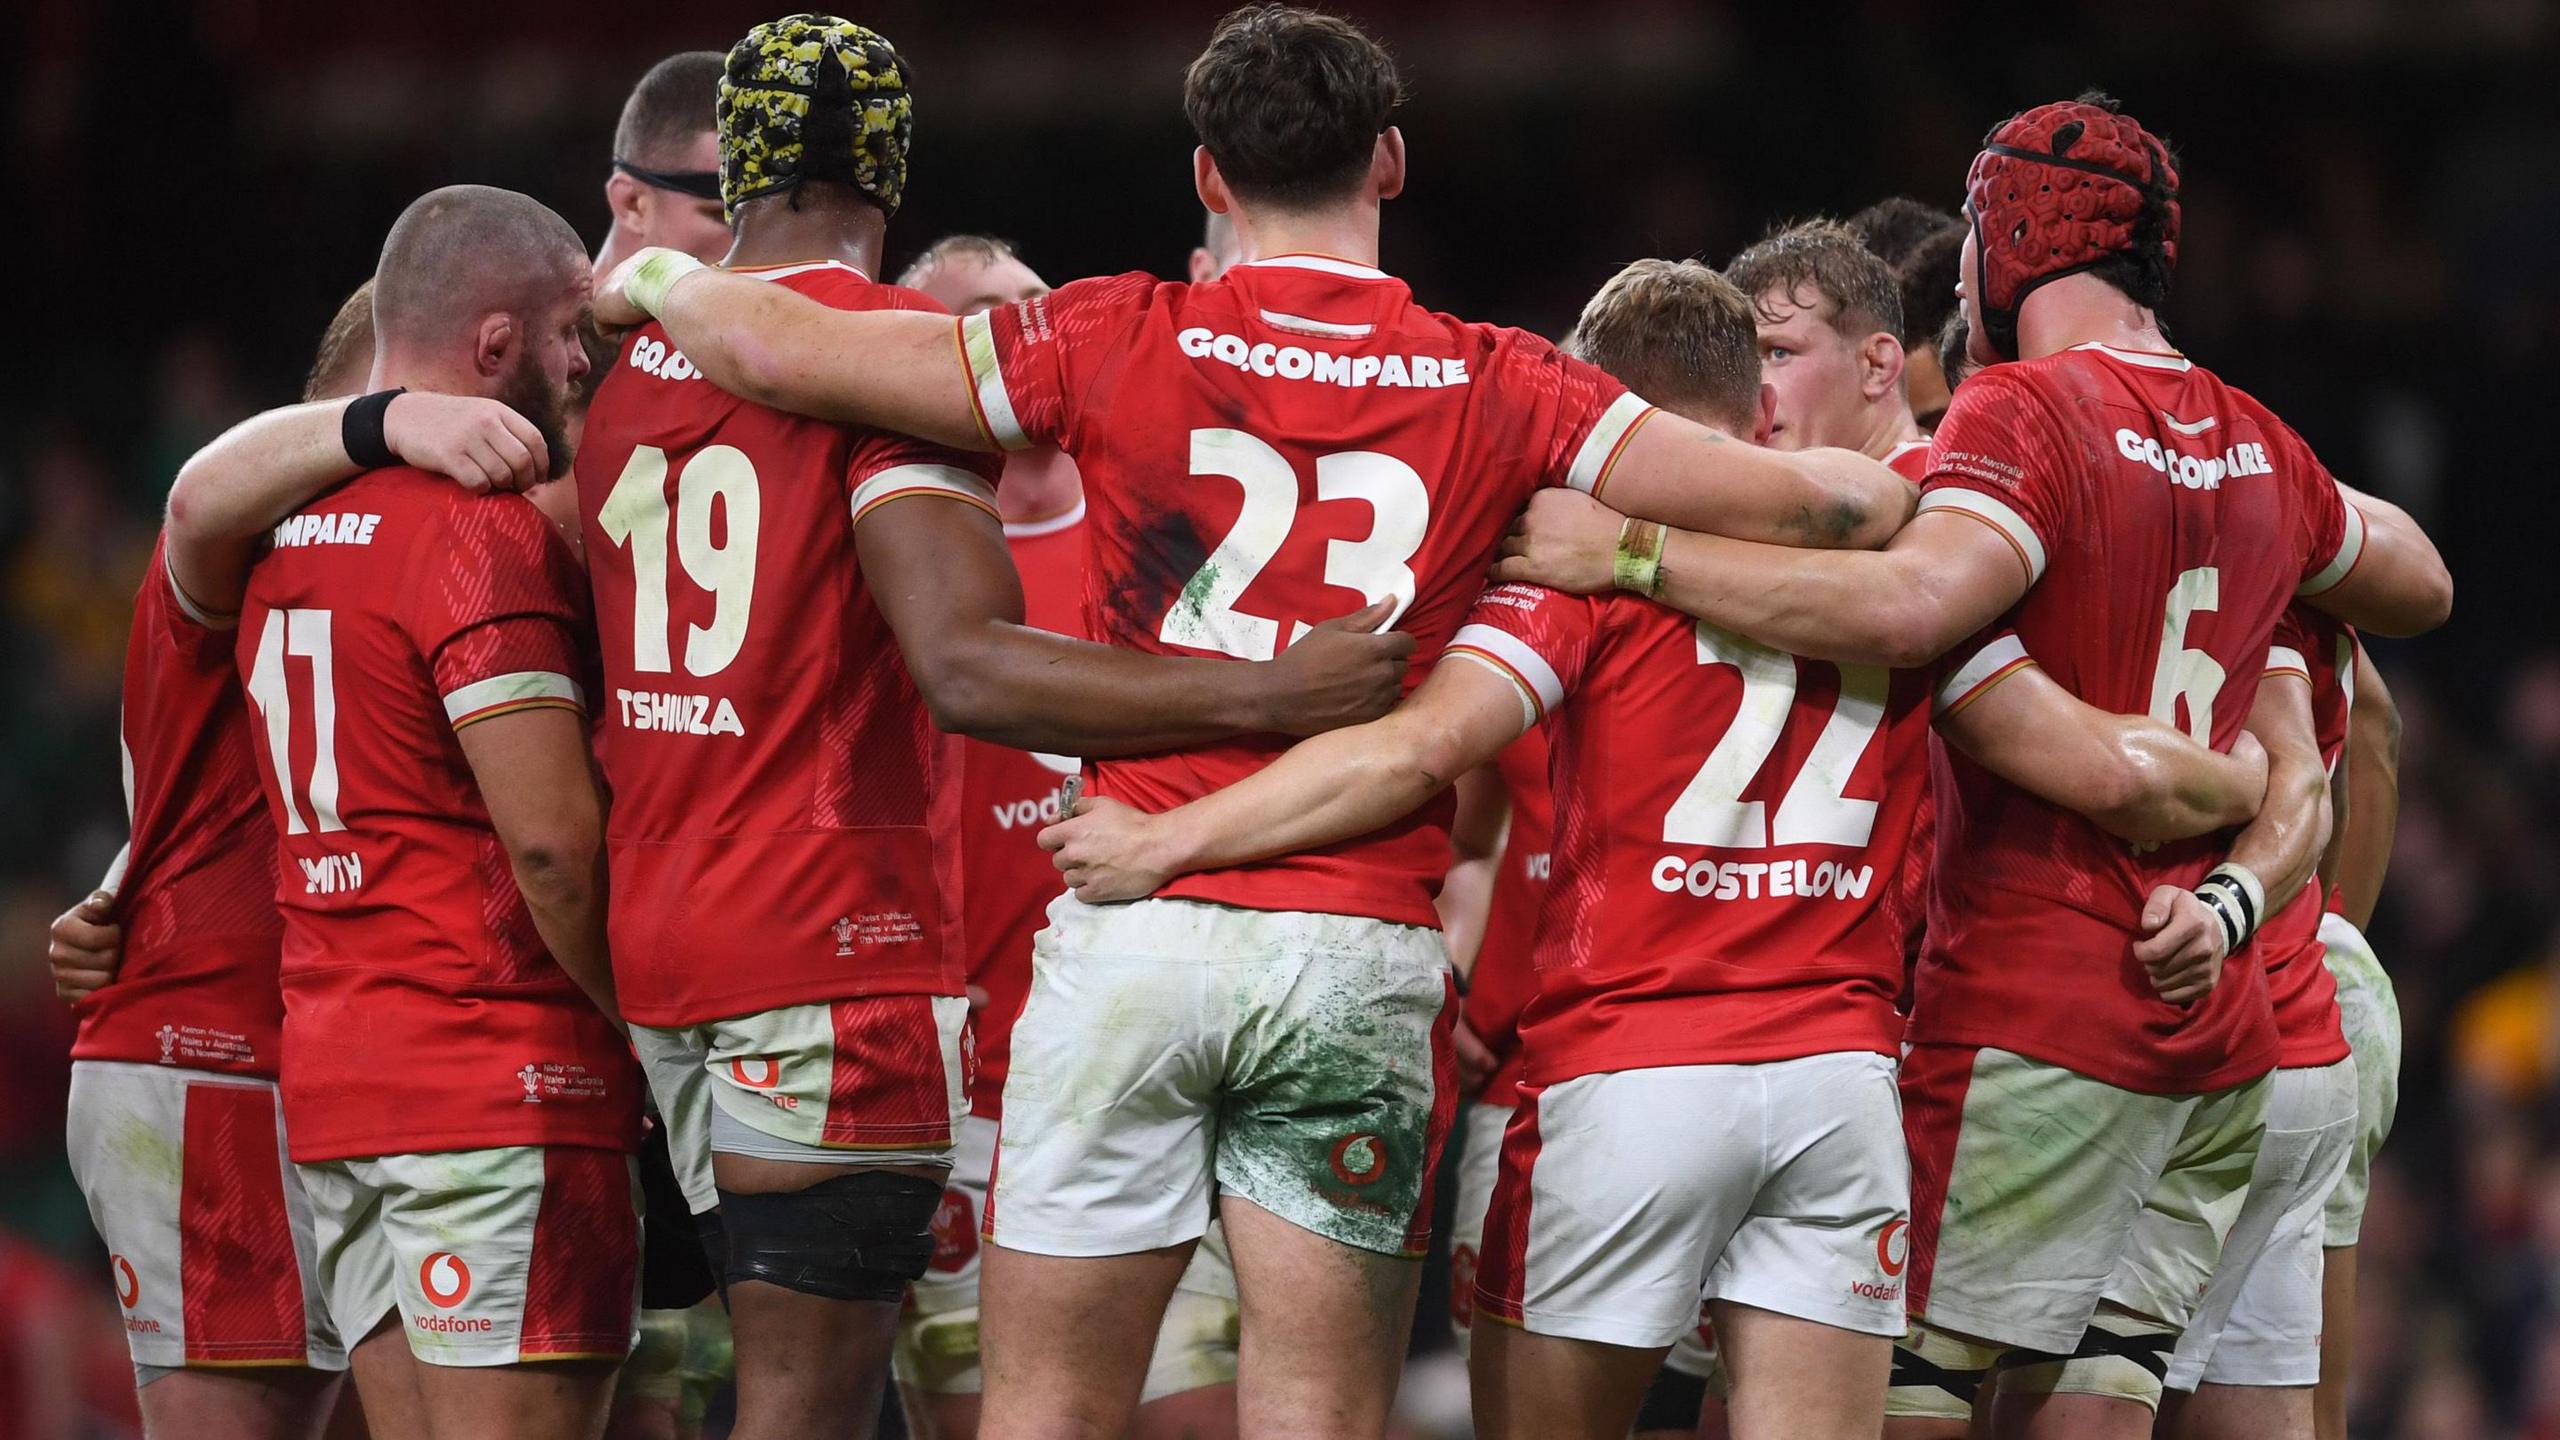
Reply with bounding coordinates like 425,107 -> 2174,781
1966,97 -> 2180,359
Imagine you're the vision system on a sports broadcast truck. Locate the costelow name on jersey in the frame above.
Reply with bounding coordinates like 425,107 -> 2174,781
271,513 -> 382,548
2114,426 -> 2273,491
615,688 -> 745,737
1651,854 -> 1876,902
1176,327 -> 1472,390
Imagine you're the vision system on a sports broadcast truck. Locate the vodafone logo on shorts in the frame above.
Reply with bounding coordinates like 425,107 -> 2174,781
1328,1133 -> 1389,1186
1877,1218 -> 1910,1277
730,1057 -> 780,1089
420,1252 -> 473,1308
1849,1218 -> 1910,1303
111,1254 -> 139,1308
929,1188 -> 979,1274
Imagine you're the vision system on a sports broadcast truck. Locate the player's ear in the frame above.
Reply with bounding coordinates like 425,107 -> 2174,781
1193,147 -> 1230,216
1373,127 -> 1407,202
604,172 -> 648,235
1863,331 -> 1906,402
1752,382 -> 1778,447
473,314 -> 517,379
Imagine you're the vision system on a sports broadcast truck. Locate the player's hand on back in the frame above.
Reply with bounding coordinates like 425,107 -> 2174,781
47,890 -> 121,1005
1258,598 -> 1418,736
1039,796 -> 1180,903
594,247 -> 685,331
2132,884 -> 2229,1007
1493,488 -> 1629,595
384,392 -> 551,494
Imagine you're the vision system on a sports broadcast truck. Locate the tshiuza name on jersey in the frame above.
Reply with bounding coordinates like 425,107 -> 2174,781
271,512 -> 382,548
1177,328 -> 1472,389
2114,428 -> 2274,491
300,851 -> 365,895
1651,855 -> 1875,902
617,688 -> 745,737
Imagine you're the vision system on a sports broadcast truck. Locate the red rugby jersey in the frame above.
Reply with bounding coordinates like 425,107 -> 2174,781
956,500 -> 1087,1118
957,255 -> 1648,929
1444,584 -> 2016,1085
1910,343 -> 2360,1094
72,537 -> 284,1077
1877,437 -> 1937,973
238,473 -> 638,1161
2248,606 -> 2354,1068
1461,726 -> 1552,1106
577,261 -> 999,1027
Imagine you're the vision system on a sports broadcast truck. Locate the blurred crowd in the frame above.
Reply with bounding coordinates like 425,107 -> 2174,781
6,1 -> 2557,1435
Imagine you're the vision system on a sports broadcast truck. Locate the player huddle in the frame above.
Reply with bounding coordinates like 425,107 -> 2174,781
44,7 -> 2445,1440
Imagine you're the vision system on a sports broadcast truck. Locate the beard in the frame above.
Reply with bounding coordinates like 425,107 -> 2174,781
497,348 -> 574,479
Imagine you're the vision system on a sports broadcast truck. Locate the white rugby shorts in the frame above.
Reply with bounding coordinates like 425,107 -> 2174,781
296,1145 -> 639,1366
2318,913 -> 2400,1247
1444,1099 -> 1509,1358
1475,1052 -> 1910,1349
66,1061 -> 343,1371
633,994 -> 970,1213
1898,1045 -> 2269,1355
993,895 -> 1457,1259
2157,1057 -> 2358,1390
893,1113 -> 1240,1401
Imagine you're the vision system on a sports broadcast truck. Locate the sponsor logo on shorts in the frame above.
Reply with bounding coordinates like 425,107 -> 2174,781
1448,1244 -> 1478,1328
112,1254 -> 139,1308
421,1252 -> 473,1308
1849,1218 -> 1910,1302
928,1187 -> 979,1274
1328,1133 -> 1389,1186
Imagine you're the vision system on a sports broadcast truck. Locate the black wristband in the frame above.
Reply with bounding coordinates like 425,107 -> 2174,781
342,388 -> 407,470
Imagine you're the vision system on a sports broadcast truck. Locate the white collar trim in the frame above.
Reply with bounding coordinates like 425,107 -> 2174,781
1235,254 -> 1391,281
2074,341 -> 2191,372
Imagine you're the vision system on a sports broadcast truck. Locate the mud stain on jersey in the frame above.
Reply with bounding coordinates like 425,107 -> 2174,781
1101,508 -> 1212,649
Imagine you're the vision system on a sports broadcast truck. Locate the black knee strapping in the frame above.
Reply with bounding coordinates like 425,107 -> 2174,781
1636,1363 -> 1710,1432
1892,1343 -> 1987,1403
1997,1319 -> 2172,1382
716,1171 -> 941,1302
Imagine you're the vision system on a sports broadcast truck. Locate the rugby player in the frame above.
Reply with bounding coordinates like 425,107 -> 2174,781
596,9 -> 1926,1431
1190,208 -> 1242,283
2312,640 -> 2402,1440
574,22 -> 1407,1440
1037,257 -> 2274,1440
167,184 -> 641,1440
50,281 -> 545,1440
595,51 -> 732,281
1844,198 -> 1966,428
1727,220 -> 1931,478
888,232 -> 1242,1440
1489,95 -> 2452,1440
2115,608 -> 2398,1440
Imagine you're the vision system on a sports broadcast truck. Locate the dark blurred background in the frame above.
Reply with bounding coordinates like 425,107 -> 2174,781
6,0 -> 2556,1435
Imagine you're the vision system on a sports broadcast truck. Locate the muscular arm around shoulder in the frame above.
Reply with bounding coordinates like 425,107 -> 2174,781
602,253 -> 988,450
1497,490 -> 2025,670
2309,484 -> 2453,638
164,393 -> 548,618
457,708 -> 618,1026
856,497 -> 1412,754
2134,672 -> 2330,1004
1039,657 -> 1528,903
1596,411 -> 1914,552
2325,645 -> 2401,928
1938,662 -> 2267,844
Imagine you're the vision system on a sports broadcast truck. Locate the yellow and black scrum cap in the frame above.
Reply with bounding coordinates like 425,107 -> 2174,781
718,15 -> 913,219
